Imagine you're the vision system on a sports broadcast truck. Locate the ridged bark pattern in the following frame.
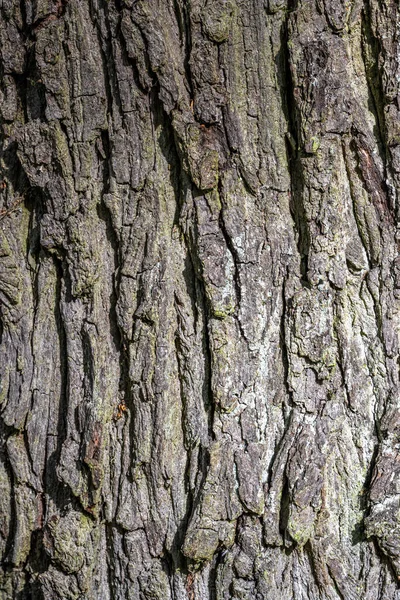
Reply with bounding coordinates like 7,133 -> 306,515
1,0 -> 400,598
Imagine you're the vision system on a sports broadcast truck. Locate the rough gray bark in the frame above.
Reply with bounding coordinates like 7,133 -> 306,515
1,0 -> 400,598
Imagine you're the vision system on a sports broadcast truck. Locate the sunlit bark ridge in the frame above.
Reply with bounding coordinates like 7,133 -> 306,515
1,1 -> 400,598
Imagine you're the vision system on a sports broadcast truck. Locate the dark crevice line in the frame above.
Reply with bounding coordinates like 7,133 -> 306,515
182,217 -> 215,444
26,256 -> 41,461
48,255 -> 69,511
174,309 -> 192,453
326,564 -> 346,600
169,438 -> 195,570
207,554 -> 218,600
91,0 -> 116,124
363,440 -> 381,516
161,554 -> 175,598
197,271 -> 216,442
96,197 -> 126,394
105,524 -> 117,600
179,0 -> 195,101
217,207 -> 246,341
1,424 -> 17,566
173,291 -> 211,565
90,0 -> 125,132
279,8 -> 309,286
123,13 -> 159,96
304,541 -> 325,597
255,11 -> 298,476
172,0 -> 185,51
332,303 -> 353,415
278,467 -> 292,547
265,408 -> 293,495
80,324 -> 95,431
182,445 -> 211,574
280,272 -> 296,417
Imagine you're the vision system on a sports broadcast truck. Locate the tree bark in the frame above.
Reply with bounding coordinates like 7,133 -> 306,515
1,0 -> 400,598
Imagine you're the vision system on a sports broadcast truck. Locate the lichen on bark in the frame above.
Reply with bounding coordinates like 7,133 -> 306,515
0,0 -> 400,598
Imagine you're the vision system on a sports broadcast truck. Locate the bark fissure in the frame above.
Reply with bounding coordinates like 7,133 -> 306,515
1,0 -> 400,597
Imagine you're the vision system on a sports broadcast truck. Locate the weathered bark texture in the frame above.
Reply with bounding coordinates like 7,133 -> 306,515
1,0 -> 400,598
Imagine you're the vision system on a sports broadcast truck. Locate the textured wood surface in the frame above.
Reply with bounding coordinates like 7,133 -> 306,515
1,1 -> 400,598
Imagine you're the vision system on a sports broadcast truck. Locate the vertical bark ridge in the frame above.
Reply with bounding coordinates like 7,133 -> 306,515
0,0 -> 400,598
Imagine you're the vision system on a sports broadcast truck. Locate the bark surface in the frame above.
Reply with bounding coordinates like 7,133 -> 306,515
1,0 -> 400,598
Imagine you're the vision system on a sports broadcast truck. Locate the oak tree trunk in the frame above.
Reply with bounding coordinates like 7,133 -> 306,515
1,0 -> 400,598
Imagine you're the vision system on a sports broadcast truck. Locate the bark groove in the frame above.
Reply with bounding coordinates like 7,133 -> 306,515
1,0 -> 400,598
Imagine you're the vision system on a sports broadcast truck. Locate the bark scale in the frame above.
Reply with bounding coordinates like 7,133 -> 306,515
0,0 -> 400,598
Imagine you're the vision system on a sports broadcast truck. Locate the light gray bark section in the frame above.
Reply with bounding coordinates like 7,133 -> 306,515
0,0 -> 400,598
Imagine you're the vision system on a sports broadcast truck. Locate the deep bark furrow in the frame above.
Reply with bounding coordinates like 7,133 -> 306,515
0,0 -> 400,598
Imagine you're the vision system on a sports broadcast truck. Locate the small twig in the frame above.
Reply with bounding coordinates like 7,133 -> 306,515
0,196 -> 24,222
